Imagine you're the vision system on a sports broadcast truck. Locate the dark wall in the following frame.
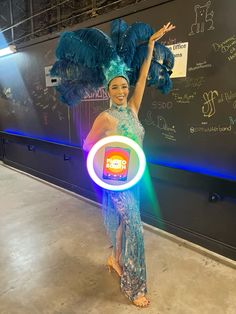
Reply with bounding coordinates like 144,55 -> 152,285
1,0 -> 236,179
132,0 -> 236,181
0,136 -> 3,160
0,0 -> 236,260
141,164 -> 236,259
1,132 -> 100,200
0,39 -> 70,141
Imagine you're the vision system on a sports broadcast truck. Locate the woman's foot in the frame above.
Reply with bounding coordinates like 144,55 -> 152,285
107,255 -> 123,277
133,296 -> 150,307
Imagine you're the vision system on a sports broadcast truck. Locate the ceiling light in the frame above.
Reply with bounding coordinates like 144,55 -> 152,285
0,45 -> 16,57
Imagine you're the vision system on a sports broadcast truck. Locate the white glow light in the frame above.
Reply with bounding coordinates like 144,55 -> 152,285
87,135 -> 146,191
0,45 -> 16,57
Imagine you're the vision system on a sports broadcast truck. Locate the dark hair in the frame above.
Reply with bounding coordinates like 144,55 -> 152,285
107,76 -> 129,89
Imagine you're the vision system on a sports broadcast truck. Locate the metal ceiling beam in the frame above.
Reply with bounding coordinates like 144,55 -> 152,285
9,0 -> 14,41
1,0 -> 147,46
0,0 -> 71,34
29,0 -> 34,37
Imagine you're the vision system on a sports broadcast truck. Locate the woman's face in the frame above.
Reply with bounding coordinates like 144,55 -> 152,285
108,76 -> 129,106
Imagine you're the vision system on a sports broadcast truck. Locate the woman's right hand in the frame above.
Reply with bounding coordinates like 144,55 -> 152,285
148,22 -> 176,46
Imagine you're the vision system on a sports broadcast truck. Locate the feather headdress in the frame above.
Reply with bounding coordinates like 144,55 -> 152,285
51,19 -> 174,106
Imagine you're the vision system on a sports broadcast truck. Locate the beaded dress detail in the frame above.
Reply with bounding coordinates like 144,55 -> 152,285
102,104 -> 147,301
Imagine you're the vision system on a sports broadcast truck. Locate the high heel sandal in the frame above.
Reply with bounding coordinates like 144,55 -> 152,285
133,296 -> 150,308
106,255 -> 123,277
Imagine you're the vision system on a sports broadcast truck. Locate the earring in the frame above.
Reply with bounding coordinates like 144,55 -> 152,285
109,98 -> 112,108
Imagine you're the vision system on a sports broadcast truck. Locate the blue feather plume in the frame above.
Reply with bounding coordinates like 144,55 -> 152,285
51,59 -> 105,106
51,60 -> 104,84
51,19 -> 175,106
130,41 -> 174,93
111,18 -> 128,50
148,61 -> 173,94
129,43 -> 147,85
117,22 -> 154,67
153,42 -> 174,70
55,80 -> 101,107
56,29 -> 117,69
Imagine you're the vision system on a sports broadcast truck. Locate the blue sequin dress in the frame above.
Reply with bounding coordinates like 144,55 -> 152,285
102,103 -> 147,301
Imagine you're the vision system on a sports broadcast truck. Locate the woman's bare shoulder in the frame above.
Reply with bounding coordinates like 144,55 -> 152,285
98,110 -> 117,123
96,110 -> 109,121
92,111 -> 109,127
92,111 -> 117,132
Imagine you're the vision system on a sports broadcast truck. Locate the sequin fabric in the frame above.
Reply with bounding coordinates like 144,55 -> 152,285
102,104 -> 147,301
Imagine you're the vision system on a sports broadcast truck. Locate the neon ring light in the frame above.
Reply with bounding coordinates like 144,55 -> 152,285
87,135 -> 146,191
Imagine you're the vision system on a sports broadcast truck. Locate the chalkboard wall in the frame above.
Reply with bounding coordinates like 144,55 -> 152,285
1,0 -> 235,182
137,0 -> 236,182
0,39 -> 70,142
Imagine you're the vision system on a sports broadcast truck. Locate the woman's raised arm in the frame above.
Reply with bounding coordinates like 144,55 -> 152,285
128,22 -> 175,115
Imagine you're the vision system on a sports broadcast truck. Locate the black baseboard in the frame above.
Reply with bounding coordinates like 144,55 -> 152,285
141,212 -> 236,261
3,159 -> 98,203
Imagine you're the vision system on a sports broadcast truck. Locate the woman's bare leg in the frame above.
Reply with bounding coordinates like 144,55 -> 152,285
108,221 -> 123,276
115,222 -> 123,265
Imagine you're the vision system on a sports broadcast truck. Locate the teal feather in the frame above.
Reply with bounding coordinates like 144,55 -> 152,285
118,22 -> 154,66
129,43 -> 147,85
153,42 -> 174,70
56,80 -> 100,107
51,59 -> 105,106
130,42 -> 174,93
51,18 -> 174,106
51,60 -> 104,84
148,61 -> 173,94
111,18 -> 128,50
56,29 -> 117,69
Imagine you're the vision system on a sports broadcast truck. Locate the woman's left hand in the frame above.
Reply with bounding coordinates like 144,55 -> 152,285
149,22 -> 176,44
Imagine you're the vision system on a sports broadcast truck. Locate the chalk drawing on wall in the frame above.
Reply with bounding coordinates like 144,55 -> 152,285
202,90 -> 218,118
189,1 -> 215,36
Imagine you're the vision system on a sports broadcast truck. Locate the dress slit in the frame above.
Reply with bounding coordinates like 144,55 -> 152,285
102,187 -> 147,301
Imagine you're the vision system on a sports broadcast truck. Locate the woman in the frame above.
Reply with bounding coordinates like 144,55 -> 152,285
83,22 -> 175,307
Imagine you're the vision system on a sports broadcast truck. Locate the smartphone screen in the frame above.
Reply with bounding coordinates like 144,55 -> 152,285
103,147 -> 130,181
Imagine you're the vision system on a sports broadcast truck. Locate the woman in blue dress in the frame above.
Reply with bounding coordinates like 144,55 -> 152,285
83,22 -> 175,307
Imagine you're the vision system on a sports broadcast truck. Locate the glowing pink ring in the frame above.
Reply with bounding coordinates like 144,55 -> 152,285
87,135 -> 146,191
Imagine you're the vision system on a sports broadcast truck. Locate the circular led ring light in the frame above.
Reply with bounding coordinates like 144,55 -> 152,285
87,135 -> 146,191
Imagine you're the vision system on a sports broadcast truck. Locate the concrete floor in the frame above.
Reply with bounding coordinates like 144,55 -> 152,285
0,163 -> 236,314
